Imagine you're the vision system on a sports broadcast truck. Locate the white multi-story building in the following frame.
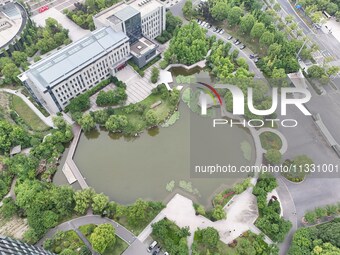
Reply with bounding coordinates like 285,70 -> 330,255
94,0 -> 165,40
19,0 -> 166,114
132,0 -> 166,39
19,27 -> 130,114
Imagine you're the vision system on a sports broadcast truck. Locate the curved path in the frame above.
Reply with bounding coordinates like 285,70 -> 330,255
276,176 -> 298,255
37,214 -> 140,254
257,128 -> 288,155
0,88 -> 54,127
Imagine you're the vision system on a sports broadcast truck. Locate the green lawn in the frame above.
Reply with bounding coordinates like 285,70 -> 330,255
11,95 -> 49,131
114,92 -> 176,134
260,131 -> 282,150
103,237 -> 128,255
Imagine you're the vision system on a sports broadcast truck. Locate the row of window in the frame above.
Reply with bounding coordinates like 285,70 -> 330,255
51,43 -> 129,106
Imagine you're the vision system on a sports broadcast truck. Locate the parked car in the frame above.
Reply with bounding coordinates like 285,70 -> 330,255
152,246 -> 161,255
147,241 -> 158,253
233,38 -> 239,43
254,58 -> 260,63
38,5 -> 49,13
216,28 -> 222,33
249,54 -> 258,59
164,252 -> 169,255
235,41 -> 241,45
201,21 -> 207,26
240,44 -> 246,49
207,24 -> 212,29
219,29 -> 225,34
227,35 -> 233,40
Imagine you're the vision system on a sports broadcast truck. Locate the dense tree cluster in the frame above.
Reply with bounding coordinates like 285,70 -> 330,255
117,199 -> 164,228
15,180 -> 75,243
289,218 -> 340,255
297,0 -> 340,21
253,173 -> 292,243
1,19 -> 70,85
207,40 -> 254,80
0,120 -> 30,154
75,84 -> 180,134
64,0 -> 120,30
35,18 -> 71,54
96,87 -> 127,106
205,0 -> 301,76
182,0 -> 194,20
155,12 -> 183,44
152,218 -> 190,255
163,21 -> 209,66
66,77 -> 125,115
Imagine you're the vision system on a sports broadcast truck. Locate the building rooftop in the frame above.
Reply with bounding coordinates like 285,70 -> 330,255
129,0 -> 164,17
114,5 -> 139,21
21,27 -> 129,90
94,0 -> 164,26
0,2 -> 27,49
130,37 -> 157,57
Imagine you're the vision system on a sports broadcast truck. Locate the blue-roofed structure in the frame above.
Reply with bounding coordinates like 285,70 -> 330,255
19,26 -> 130,114
25,27 -> 128,90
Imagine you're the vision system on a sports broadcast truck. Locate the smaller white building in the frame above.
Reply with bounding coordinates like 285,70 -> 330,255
93,0 -> 166,40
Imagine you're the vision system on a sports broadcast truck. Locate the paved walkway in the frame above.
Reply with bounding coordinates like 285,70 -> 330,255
37,214 -> 148,255
117,65 -> 159,105
137,192 -> 270,250
0,88 -> 54,127
275,176 -> 298,255
0,177 -> 17,207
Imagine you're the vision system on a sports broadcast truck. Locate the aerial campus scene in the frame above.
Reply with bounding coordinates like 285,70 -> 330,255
1,0 -> 340,254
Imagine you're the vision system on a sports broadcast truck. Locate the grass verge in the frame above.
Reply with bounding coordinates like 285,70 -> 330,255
11,95 -> 49,131
260,131 -> 282,150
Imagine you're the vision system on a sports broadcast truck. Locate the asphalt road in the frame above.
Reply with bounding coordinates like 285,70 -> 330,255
276,0 -> 340,59
171,3 -> 340,254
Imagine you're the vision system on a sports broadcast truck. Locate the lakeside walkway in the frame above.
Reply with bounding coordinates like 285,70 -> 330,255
62,125 -> 89,189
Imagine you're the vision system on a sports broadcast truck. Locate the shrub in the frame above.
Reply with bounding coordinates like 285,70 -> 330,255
151,67 -> 160,84
305,211 -> 317,224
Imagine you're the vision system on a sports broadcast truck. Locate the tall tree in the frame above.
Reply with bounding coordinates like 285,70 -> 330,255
90,223 -> 116,254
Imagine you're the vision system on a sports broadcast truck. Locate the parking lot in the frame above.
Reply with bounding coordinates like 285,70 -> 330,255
194,19 -> 264,79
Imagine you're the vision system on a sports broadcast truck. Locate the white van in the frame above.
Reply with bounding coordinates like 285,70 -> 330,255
147,241 -> 158,252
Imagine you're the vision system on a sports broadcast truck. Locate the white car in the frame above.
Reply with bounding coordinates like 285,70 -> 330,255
164,253 -> 169,255
219,29 -> 225,34
201,21 -> 207,26
147,241 -> 157,253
